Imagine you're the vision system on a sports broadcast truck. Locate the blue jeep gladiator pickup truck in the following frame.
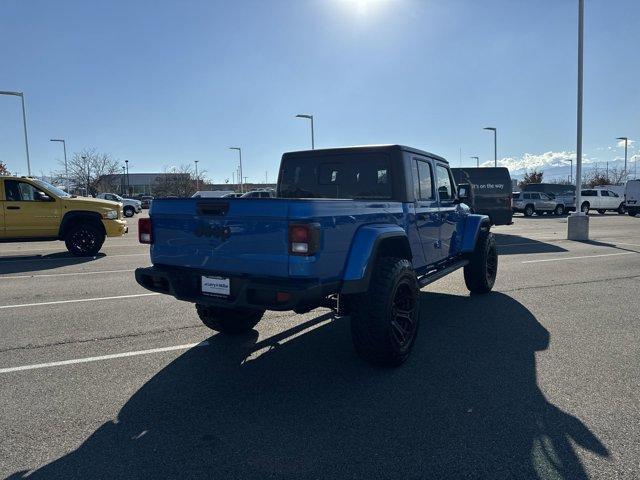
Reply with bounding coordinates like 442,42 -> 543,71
135,145 -> 497,365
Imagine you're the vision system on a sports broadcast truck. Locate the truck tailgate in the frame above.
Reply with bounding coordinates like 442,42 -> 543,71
150,198 -> 290,277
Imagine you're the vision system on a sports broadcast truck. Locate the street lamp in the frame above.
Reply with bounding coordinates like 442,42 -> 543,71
295,114 -> 315,149
470,156 -> 479,167
121,165 -> 126,194
50,139 -> 68,192
483,127 -> 497,167
0,91 -> 31,175
230,147 -> 243,193
568,0 -> 588,241
125,160 -> 130,195
194,160 -> 199,191
616,137 -> 628,176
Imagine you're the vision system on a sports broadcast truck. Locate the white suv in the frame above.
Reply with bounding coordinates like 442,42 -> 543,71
580,189 -> 626,215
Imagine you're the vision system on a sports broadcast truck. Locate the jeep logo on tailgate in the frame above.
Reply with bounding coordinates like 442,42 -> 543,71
194,222 -> 231,240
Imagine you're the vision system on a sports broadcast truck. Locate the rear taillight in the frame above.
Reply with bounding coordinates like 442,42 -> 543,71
288,223 -> 320,256
139,217 -> 153,244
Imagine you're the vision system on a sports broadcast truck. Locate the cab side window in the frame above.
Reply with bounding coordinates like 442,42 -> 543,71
600,190 -> 609,197
435,164 -> 454,201
4,180 -> 48,202
412,159 -> 434,201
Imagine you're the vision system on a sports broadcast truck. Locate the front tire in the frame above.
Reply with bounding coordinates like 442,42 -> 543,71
124,206 -> 135,217
195,304 -> 264,334
464,231 -> 498,294
554,204 -> 565,216
597,209 -> 606,215
64,223 -> 105,257
346,257 -> 420,367
581,202 -> 590,214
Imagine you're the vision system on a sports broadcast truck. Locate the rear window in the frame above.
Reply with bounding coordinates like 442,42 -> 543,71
512,193 -> 520,199
278,153 -> 392,199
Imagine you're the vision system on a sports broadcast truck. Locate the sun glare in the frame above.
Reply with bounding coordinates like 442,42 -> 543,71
340,0 -> 391,16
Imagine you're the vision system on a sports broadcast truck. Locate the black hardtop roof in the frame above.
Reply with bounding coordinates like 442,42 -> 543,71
283,144 -> 448,164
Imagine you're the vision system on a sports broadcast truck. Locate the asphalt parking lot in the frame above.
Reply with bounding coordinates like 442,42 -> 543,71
1,212 -> 639,479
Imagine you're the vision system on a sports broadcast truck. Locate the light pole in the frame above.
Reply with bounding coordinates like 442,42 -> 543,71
121,165 -> 126,194
194,160 -> 199,191
616,137 -> 628,176
470,156 -> 479,167
295,114 -> 315,149
568,0 -> 588,240
0,91 -> 31,175
82,155 -> 89,196
483,127 -> 497,167
230,147 -> 243,193
50,139 -> 68,192
125,160 -> 130,195
569,158 -> 573,184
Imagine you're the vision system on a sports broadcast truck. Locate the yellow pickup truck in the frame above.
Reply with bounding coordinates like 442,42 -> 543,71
0,176 -> 128,256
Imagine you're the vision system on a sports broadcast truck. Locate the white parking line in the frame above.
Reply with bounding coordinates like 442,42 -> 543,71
0,269 -> 135,280
0,293 -> 160,310
0,243 -> 142,254
0,253 -> 147,263
522,251 -> 637,264
0,341 -> 209,374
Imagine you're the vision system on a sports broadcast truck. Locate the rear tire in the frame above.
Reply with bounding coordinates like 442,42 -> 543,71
464,231 -> 498,294
524,204 -> 535,217
346,257 -> 420,367
617,203 -> 626,215
581,202 -> 590,214
554,204 -> 565,216
629,208 -> 639,217
64,223 -> 105,257
195,304 -> 264,334
597,209 -> 606,215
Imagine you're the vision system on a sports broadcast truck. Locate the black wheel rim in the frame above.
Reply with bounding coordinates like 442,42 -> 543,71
389,281 -> 418,349
486,244 -> 498,283
71,229 -> 96,254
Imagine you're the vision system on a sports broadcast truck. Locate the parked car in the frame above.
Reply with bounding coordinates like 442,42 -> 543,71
192,190 -> 236,198
512,191 -> 567,216
0,176 -> 128,256
451,167 -> 512,225
625,180 -> 640,216
222,192 -> 243,198
522,183 -> 576,197
579,189 -> 626,215
96,193 -> 142,217
135,145 -> 497,366
240,190 -> 275,198
140,195 -> 154,209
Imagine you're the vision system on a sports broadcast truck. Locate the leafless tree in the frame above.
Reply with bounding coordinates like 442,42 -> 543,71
57,148 -> 121,195
584,165 -> 629,188
152,165 -> 201,197
0,161 -> 9,176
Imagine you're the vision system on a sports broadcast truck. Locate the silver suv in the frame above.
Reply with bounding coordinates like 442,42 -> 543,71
513,191 -> 566,216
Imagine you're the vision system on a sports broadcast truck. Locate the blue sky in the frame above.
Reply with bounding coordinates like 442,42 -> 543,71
1,0 -> 639,182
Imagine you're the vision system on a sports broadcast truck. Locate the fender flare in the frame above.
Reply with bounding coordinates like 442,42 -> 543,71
58,211 -> 105,239
459,214 -> 491,254
340,224 -> 410,295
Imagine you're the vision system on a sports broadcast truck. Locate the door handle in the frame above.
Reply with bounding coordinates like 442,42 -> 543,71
6,206 -> 20,210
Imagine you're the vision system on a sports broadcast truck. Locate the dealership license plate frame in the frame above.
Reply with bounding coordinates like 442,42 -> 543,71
201,275 -> 231,297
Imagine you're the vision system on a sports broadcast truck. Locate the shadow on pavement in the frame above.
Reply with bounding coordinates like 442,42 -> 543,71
12,292 -> 609,479
495,233 -> 568,255
0,252 -> 104,276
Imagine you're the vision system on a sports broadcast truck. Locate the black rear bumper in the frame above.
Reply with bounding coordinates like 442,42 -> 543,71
135,265 -> 339,312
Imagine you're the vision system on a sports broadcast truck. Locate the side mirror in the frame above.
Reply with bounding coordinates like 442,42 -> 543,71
457,185 -> 470,202
36,191 -> 53,202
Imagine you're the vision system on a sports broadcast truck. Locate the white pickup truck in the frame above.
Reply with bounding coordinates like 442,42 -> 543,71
96,193 -> 142,217
580,189 -> 626,215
